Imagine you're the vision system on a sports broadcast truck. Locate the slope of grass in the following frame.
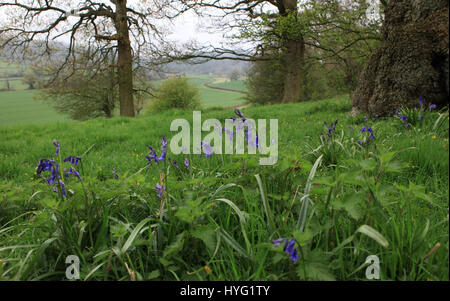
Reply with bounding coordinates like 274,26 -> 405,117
0,95 -> 448,281
0,90 -> 69,126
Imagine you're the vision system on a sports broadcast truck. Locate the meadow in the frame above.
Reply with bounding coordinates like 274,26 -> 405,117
0,95 -> 448,281
0,62 -> 247,126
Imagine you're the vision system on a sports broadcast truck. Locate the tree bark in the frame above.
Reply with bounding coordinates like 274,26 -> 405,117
115,0 -> 135,117
351,0 -> 449,116
280,0 -> 306,103
281,37 -> 306,103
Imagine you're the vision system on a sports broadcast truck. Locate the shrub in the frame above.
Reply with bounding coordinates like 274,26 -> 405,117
150,77 -> 201,111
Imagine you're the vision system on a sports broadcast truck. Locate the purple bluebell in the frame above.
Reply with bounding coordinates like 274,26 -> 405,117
201,141 -> 214,158
184,158 -> 189,168
155,184 -> 165,198
272,238 -> 300,263
112,168 -> 118,179
68,166 -> 80,179
64,156 -> 81,165
53,140 -> 60,156
169,158 -> 179,169
429,104 -> 437,111
146,136 -> 168,165
419,96 -> 423,107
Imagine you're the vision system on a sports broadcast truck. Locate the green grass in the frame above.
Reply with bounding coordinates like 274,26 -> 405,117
188,75 -> 246,108
0,75 -> 247,126
208,79 -> 248,92
0,95 -> 448,281
0,90 -> 69,126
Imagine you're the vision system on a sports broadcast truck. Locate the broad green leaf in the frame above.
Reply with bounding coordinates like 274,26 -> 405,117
163,232 -> 186,258
191,225 -> 217,253
357,225 -> 389,248
121,217 -> 152,255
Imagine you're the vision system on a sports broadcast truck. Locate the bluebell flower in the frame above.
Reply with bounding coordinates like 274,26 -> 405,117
146,136 -> 168,165
234,109 -> 245,119
272,238 -> 300,263
399,115 -> 409,128
429,104 -> 437,111
53,140 -> 60,156
64,156 -> 81,165
184,158 -> 189,168
112,168 -> 118,179
169,158 -> 179,169
419,96 -> 423,107
201,141 -> 214,158
155,184 -> 165,198
68,166 -> 80,179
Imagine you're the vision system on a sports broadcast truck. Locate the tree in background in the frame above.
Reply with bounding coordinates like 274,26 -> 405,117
0,0 -> 170,117
150,77 -> 201,112
172,0 -> 380,104
244,0 -> 381,104
352,0 -> 449,116
37,58 -> 119,120
228,69 -> 241,81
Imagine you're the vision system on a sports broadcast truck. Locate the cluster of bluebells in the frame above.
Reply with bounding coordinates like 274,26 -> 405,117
146,136 -> 168,165
201,141 -> 214,158
395,96 -> 437,128
272,238 -> 300,263
321,120 -> 338,144
36,141 -> 82,198
356,116 -> 375,148
220,109 -> 259,149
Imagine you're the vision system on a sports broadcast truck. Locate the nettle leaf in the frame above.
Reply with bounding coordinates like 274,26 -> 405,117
379,151 -> 397,165
313,176 -> 336,187
293,228 -> 313,245
175,199 -> 206,224
191,225 -> 217,253
332,192 -> 365,220
297,250 -> 335,281
339,172 -> 365,186
163,231 -> 186,258
385,160 -> 407,173
359,158 -> 377,171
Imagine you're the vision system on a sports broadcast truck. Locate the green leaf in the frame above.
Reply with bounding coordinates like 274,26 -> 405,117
163,232 -> 186,258
120,217 -> 152,256
359,158 -> 377,171
385,160 -> 407,173
379,151 -> 396,165
332,192 -> 365,220
297,251 -> 335,281
356,225 -> 389,248
191,225 -> 217,253
218,228 -> 251,259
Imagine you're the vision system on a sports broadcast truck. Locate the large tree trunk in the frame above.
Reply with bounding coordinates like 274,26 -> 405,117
282,37 -> 306,103
280,0 -> 306,103
115,0 -> 135,117
351,0 -> 449,117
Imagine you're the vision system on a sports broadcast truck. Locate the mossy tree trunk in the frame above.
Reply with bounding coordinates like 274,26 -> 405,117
351,0 -> 449,116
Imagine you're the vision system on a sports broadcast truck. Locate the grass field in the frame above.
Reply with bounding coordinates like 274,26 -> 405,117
0,72 -> 247,126
0,90 -> 69,126
188,75 -> 247,107
208,78 -> 248,92
0,95 -> 448,281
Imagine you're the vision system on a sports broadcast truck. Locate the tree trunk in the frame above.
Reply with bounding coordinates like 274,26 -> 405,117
281,37 -> 306,103
115,0 -> 135,117
280,0 -> 306,103
351,0 -> 449,116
